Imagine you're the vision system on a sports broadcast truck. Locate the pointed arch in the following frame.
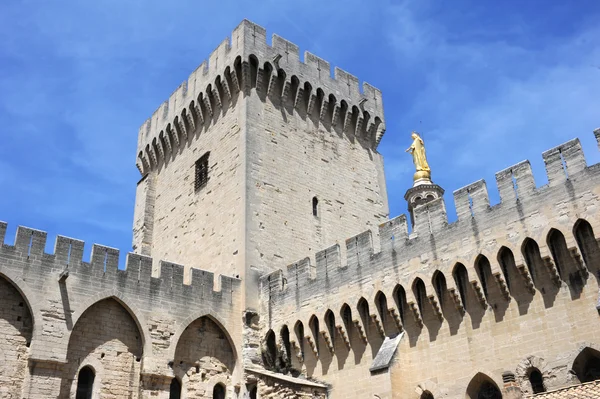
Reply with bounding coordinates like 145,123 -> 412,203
263,61 -> 274,94
452,263 -> 469,309
497,246 -> 516,292
173,315 -> 236,394
375,291 -> 388,324
308,315 -> 320,354
522,237 -> 543,284
294,320 -> 305,357
432,271 -> 447,307
324,309 -> 336,341
393,284 -> 408,325
340,303 -> 353,334
547,228 -> 567,279
357,297 -> 370,324
280,324 -> 292,366
475,255 -> 492,301
574,219 -> 599,276
412,277 -> 427,315
63,297 -> 144,397
249,55 -> 259,89
420,391 -> 434,399
466,372 -> 502,399
262,329 -> 277,371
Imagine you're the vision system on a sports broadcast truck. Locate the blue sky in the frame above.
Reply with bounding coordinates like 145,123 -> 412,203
1,0 -> 599,263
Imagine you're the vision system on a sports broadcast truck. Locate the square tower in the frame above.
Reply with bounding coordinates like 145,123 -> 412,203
132,20 -> 389,308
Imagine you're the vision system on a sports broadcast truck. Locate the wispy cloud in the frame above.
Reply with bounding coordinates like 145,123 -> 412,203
378,0 -> 600,217
0,0 -> 598,255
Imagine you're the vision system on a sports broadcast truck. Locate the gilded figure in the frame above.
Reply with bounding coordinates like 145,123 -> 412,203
406,131 -> 431,181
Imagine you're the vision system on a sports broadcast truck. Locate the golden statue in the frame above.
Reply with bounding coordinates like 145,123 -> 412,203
406,131 -> 431,182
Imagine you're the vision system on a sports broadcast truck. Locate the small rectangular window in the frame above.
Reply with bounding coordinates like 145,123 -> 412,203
194,152 -> 210,191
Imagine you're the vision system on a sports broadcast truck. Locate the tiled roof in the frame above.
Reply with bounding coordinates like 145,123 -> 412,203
528,380 -> 600,398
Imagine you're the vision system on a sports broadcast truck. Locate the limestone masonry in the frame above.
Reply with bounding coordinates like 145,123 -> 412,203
1,19 -> 600,399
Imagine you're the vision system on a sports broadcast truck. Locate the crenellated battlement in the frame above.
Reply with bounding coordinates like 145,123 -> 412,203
259,130 -> 600,336
136,19 -> 386,174
0,222 -> 241,299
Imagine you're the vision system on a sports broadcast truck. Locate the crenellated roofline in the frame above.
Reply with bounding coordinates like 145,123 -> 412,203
135,20 -> 386,175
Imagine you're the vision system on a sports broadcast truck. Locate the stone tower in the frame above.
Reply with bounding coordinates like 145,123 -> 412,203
132,20 -> 389,308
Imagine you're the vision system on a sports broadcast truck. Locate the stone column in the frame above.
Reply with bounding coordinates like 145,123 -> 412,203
502,371 -> 524,399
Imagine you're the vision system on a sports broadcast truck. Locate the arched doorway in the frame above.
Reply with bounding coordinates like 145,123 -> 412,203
75,366 -> 95,399
173,316 -> 235,395
62,298 -> 143,397
213,382 -> 226,399
169,378 -> 182,399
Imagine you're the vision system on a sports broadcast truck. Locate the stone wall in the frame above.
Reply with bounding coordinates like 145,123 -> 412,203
0,277 -> 32,398
260,132 -> 600,398
0,225 -> 242,398
132,20 -> 388,311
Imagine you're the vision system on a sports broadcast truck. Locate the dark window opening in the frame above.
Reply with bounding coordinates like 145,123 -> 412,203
213,383 -> 226,399
396,286 -> 406,324
477,260 -> 489,300
434,272 -> 446,307
528,368 -> 546,393
76,366 -> 95,399
414,279 -> 426,315
453,264 -> 468,309
376,293 -> 387,323
421,391 -> 434,399
310,317 -> 320,353
477,381 -> 501,399
248,385 -> 257,399
170,378 -> 182,399
280,325 -> 291,366
573,347 -> 600,383
342,305 -> 352,338
312,196 -> 319,217
194,152 -> 210,191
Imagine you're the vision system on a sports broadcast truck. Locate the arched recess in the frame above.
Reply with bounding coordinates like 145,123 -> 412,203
262,329 -> 277,371
421,391 -> 434,399
0,274 -> 34,398
249,55 -> 259,89
62,298 -> 144,397
324,310 -> 336,343
308,315 -> 320,355
465,372 -> 502,399
412,278 -> 427,316
548,228 -> 587,295
527,368 -> 545,393
280,325 -> 292,368
453,263 -> 469,310
432,271 -> 447,308
340,303 -> 353,340
173,316 -> 236,396
574,219 -> 600,280
69,290 -> 152,360
393,284 -> 408,325
294,320 -> 305,358
572,346 -> 600,383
